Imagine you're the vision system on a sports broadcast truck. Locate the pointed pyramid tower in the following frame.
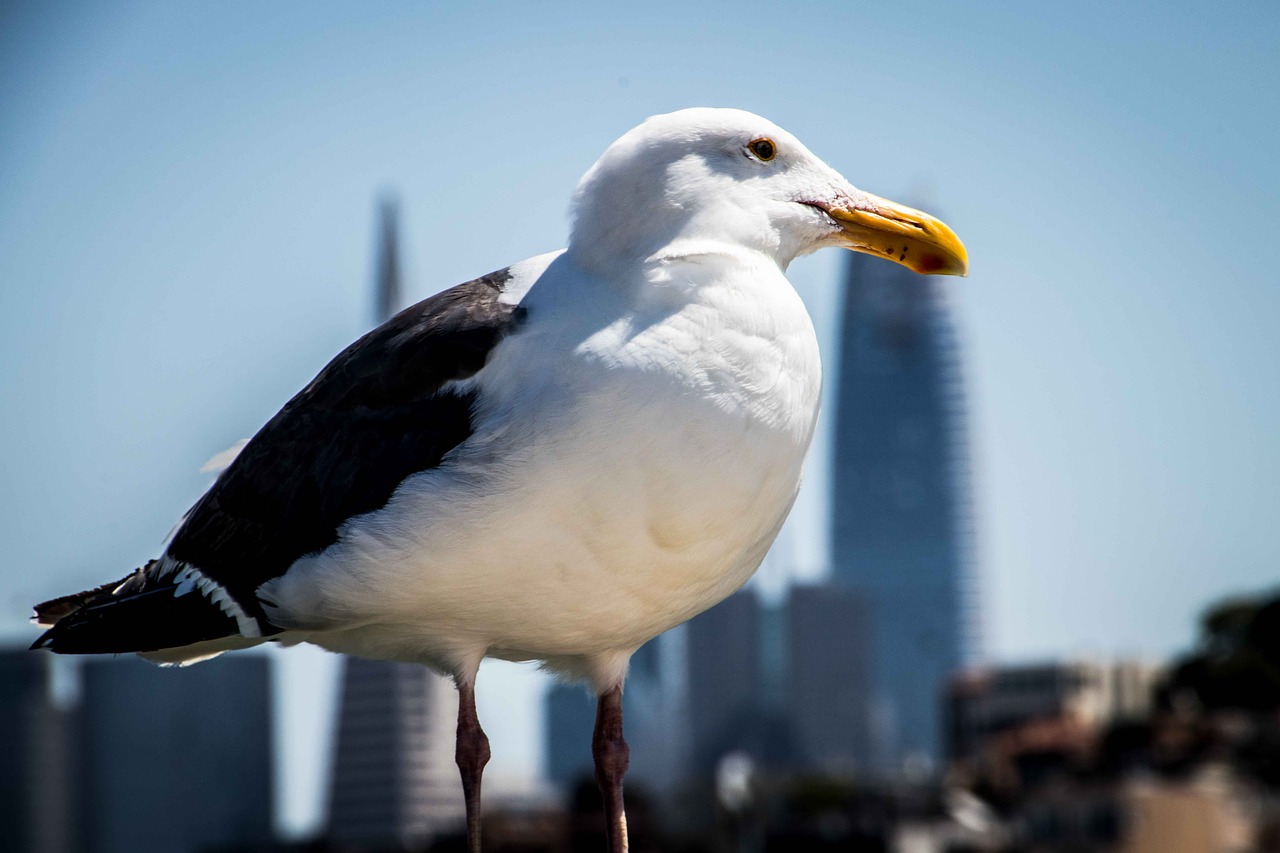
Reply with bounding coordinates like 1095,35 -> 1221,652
326,198 -> 466,847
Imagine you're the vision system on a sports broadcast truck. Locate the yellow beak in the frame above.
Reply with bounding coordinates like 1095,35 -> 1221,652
817,193 -> 968,277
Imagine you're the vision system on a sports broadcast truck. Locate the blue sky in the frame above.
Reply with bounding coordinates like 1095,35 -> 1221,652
2,0 -> 1277,835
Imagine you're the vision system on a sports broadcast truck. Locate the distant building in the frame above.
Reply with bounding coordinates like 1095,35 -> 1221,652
79,655 -> 273,853
544,584 -> 879,792
543,639 -> 680,791
786,584 -> 873,775
544,592 -> 769,793
373,195 -> 403,324
326,199 -> 465,845
686,591 -> 769,770
325,199 -> 463,847
946,660 -> 1164,765
0,650 -> 75,853
944,661 -> 1261,853
544,681 -> 598,789
831,244 -> 978,773
327,658 -> 464,847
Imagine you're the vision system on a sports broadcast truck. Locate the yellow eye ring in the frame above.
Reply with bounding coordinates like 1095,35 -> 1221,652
748,137 -> 777,162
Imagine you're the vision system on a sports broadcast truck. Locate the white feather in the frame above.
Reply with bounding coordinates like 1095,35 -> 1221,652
157,557 -> 263,638
200,438 -> 250,473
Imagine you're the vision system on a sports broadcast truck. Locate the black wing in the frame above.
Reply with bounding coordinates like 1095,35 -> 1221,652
33,267 -> 524,653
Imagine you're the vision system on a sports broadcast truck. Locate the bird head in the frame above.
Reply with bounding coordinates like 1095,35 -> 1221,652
568,107 -> 967,277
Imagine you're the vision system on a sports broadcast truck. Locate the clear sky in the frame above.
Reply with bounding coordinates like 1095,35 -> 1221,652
2,0 -> 1277,836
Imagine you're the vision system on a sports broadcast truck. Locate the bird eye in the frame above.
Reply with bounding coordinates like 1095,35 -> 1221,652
748,137 -> 777,162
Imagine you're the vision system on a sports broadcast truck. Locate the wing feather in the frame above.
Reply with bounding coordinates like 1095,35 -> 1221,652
33,266 -> 525,653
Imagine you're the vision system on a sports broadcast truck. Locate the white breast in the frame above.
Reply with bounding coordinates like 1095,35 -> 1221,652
266,250 -> 822,676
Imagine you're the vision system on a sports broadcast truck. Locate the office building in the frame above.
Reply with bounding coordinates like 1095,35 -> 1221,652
545,591 -> 769,792
79,655 -> 273,853
946,660 -> 1164,764
543,639 -> 681,791
373,195 -> 403,325
831,243 -> 978,773
0,650 -> 75,853
685,591 -> 767,770
544,680 -> 599,789
325,200 -> 466,847
786,584 -> 872,775
327,658 -> 464,846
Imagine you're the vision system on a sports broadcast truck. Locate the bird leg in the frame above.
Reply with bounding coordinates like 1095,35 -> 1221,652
455,679 -> 490,853
592,685 -> 630,853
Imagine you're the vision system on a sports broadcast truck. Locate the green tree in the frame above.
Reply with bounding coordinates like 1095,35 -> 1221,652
1164,592 -> 1280,712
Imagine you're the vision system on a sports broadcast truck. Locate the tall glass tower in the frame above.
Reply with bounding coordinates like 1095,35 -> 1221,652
830,243 -> 977,773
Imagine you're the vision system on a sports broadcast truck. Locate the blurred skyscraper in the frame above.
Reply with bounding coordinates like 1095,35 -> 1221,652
79,655 -> 273,853
0,651 -> 74,853
686,592 -> 764,770
327,659 -> 464,846
544,682 -> 598,789
786,584 -> 872,775
831,242 -> 978,772
543,639 -> 680,791
545,594 -> 782,795
545,591 -> 790,786
373,195 -> 403,325
325,197 -> 465,847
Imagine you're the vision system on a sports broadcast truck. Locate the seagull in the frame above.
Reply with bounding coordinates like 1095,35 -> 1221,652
31,108 -> 967,852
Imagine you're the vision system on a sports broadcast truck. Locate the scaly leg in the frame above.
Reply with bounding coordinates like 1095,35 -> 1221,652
592,685 -> 630,853
455,679 -> 490,853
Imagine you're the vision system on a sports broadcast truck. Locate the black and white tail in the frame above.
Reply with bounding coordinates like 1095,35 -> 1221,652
30,560 -> 253,657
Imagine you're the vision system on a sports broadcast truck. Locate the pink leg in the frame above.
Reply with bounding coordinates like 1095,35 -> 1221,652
456,680 -> 490,853
592,685 -> 630,853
